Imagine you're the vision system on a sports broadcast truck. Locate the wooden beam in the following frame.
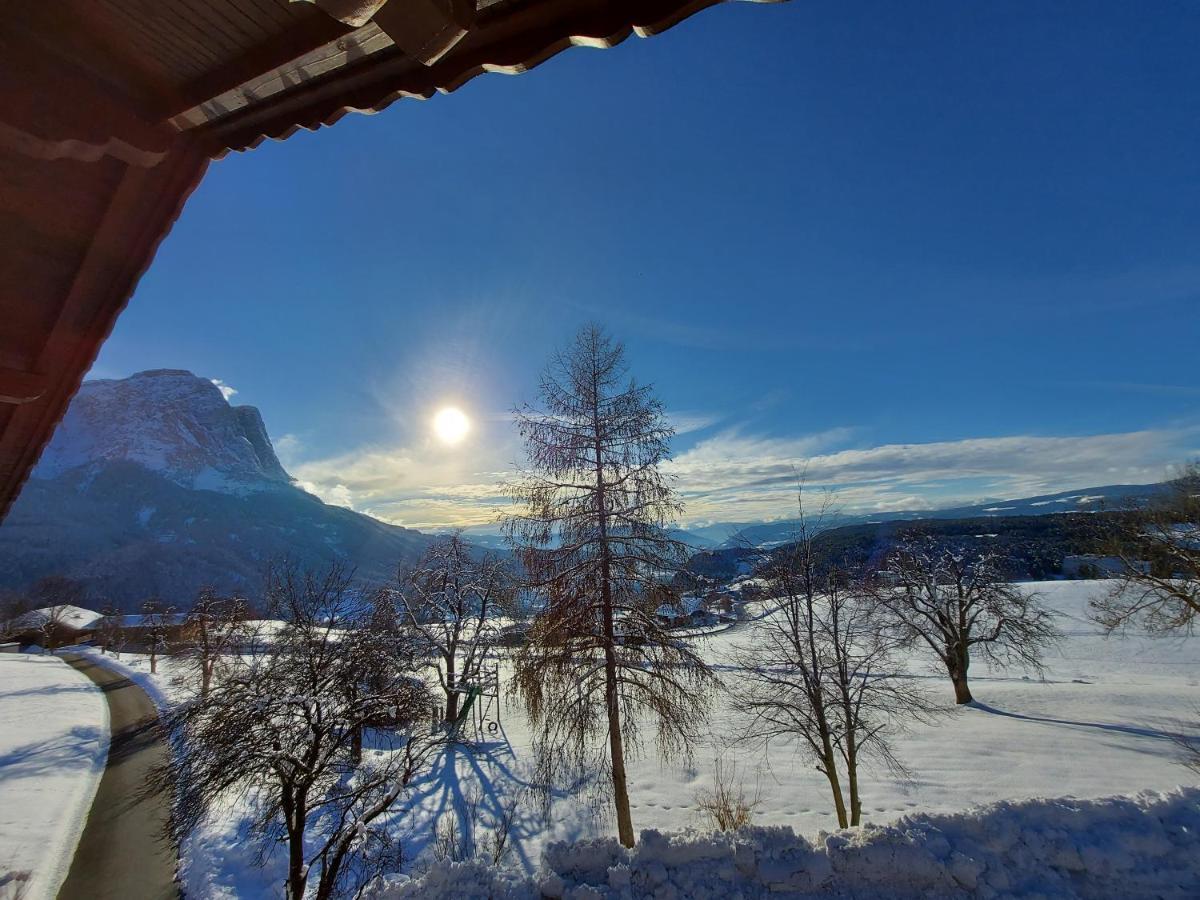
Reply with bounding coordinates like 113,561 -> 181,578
160,12 -> 355,121
203,0 -> 739,154
0,369 -> 48,405
372,0 -> 475,66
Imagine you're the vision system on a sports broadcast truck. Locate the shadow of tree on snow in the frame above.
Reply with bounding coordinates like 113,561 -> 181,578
0,725 -> 106,780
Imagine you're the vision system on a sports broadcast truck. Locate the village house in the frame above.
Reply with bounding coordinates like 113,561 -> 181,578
6,605 -> 105,649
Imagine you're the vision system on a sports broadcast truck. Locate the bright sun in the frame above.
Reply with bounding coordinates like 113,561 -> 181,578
432,406 -> 470,445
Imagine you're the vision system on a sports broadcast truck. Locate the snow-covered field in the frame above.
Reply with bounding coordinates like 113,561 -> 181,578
0,654 -> 107,900
381,787 -> 1200,899
383,581 -> 1199,872
81,580 -> 1200,898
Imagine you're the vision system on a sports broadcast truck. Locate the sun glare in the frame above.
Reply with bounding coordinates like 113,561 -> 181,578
433,406 -> 470,445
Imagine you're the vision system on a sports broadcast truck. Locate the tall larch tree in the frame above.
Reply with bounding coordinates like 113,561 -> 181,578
503,324 -> 714,848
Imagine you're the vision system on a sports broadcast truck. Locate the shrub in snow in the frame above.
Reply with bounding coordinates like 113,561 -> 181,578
375,787 -> 1200,899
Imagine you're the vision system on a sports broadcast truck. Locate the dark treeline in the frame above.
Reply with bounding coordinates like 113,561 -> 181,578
680,511 -> 1120,587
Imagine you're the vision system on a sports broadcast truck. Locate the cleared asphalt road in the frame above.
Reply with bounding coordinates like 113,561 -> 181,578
58,654 -> 179,900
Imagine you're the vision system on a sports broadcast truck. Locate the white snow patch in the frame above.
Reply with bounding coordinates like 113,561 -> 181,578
378,788 -> 1200,899
0,655 -> 108,900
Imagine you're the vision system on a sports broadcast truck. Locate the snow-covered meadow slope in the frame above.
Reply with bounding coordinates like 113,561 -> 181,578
0,655 -> 107,900
92,580 -> 1200,898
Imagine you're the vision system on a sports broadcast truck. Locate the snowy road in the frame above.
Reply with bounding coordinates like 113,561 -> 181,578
57,654 -> 178,900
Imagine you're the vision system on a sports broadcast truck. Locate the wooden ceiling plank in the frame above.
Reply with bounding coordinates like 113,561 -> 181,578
187,0 -> 280,43
159,13 -> 356,120
172,0 -> 266,51
100,0 -> 228,70
246,0 -> 302,28
5,2 -> 184,119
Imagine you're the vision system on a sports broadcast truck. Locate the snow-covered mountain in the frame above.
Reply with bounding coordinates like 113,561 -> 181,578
0,370 -> 438,608
34,370 -> 292,492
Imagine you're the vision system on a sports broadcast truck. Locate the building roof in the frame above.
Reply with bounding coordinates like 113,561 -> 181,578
14,605 -> 106,632
680,594 -> 705,615
0,0 -> 786,521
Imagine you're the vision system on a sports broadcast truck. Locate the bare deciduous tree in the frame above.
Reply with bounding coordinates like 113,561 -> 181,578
1092,462 -> 1200,634
19,576 -> 89,648
178,588 -> 252,697
28,575 -> 87,609
37,604 -> 71,650
1091,463 -> 1200,772
97,601 -> 125,656
0,590 -> 32,638
140,598 -> 177,674
397,533 -> 513,729
732,490 -> 937,828
877,537 -> 1060,704
160,563 -> 441,900
503,324 -> 715,848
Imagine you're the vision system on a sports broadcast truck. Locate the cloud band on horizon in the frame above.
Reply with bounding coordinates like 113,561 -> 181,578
284,421 -> 1197,531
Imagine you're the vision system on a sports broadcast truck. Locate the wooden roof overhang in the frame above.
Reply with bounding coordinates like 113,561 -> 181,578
0,0 -> 783,520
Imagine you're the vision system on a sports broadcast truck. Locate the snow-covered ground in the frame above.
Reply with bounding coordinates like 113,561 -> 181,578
100,580 -> 1200,898
381,787 -> 1200,899
0,654 -> 108,900
381,580 -> 1200,874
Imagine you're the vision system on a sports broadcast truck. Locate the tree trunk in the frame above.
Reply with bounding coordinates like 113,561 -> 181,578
445,653 -> 459,727
201,658 -> 212,698
952,674 -> 973,704
606,646 -> 635,847
150,649 -> 157,674
601,524 -> 634,845
846,744 -> 861,826
592,378 -> 635,849
822,753 -> 849,829
351,725 -> 363,764
283,792 -> 307,900
948,645 -> 973,704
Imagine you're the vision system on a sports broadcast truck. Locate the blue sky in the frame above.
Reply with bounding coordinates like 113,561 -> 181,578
91,1 -> 1200,528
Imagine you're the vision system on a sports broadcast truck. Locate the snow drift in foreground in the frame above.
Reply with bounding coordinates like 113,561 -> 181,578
0,655 -> 107,900
377,787 -> 1200,900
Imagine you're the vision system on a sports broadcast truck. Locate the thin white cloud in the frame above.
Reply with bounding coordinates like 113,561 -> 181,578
667,411 -> 721,436
290,441 -> 514,530
286,417 -> 1197,532
666,427 -> 1195,525
210,378 -> 238,401
273,433 -> 303,468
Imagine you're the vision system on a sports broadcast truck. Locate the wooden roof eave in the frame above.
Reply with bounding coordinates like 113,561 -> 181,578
190,0 -> 785,158
0,0 -> 786,522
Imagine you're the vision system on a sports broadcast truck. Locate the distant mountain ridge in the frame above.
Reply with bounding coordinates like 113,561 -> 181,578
462,483 -> 1167,554
0,370 -> 439,609
715,483 -> 1168,549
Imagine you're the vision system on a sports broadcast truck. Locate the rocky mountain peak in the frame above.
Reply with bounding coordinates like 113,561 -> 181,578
32,369 -> 292,493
